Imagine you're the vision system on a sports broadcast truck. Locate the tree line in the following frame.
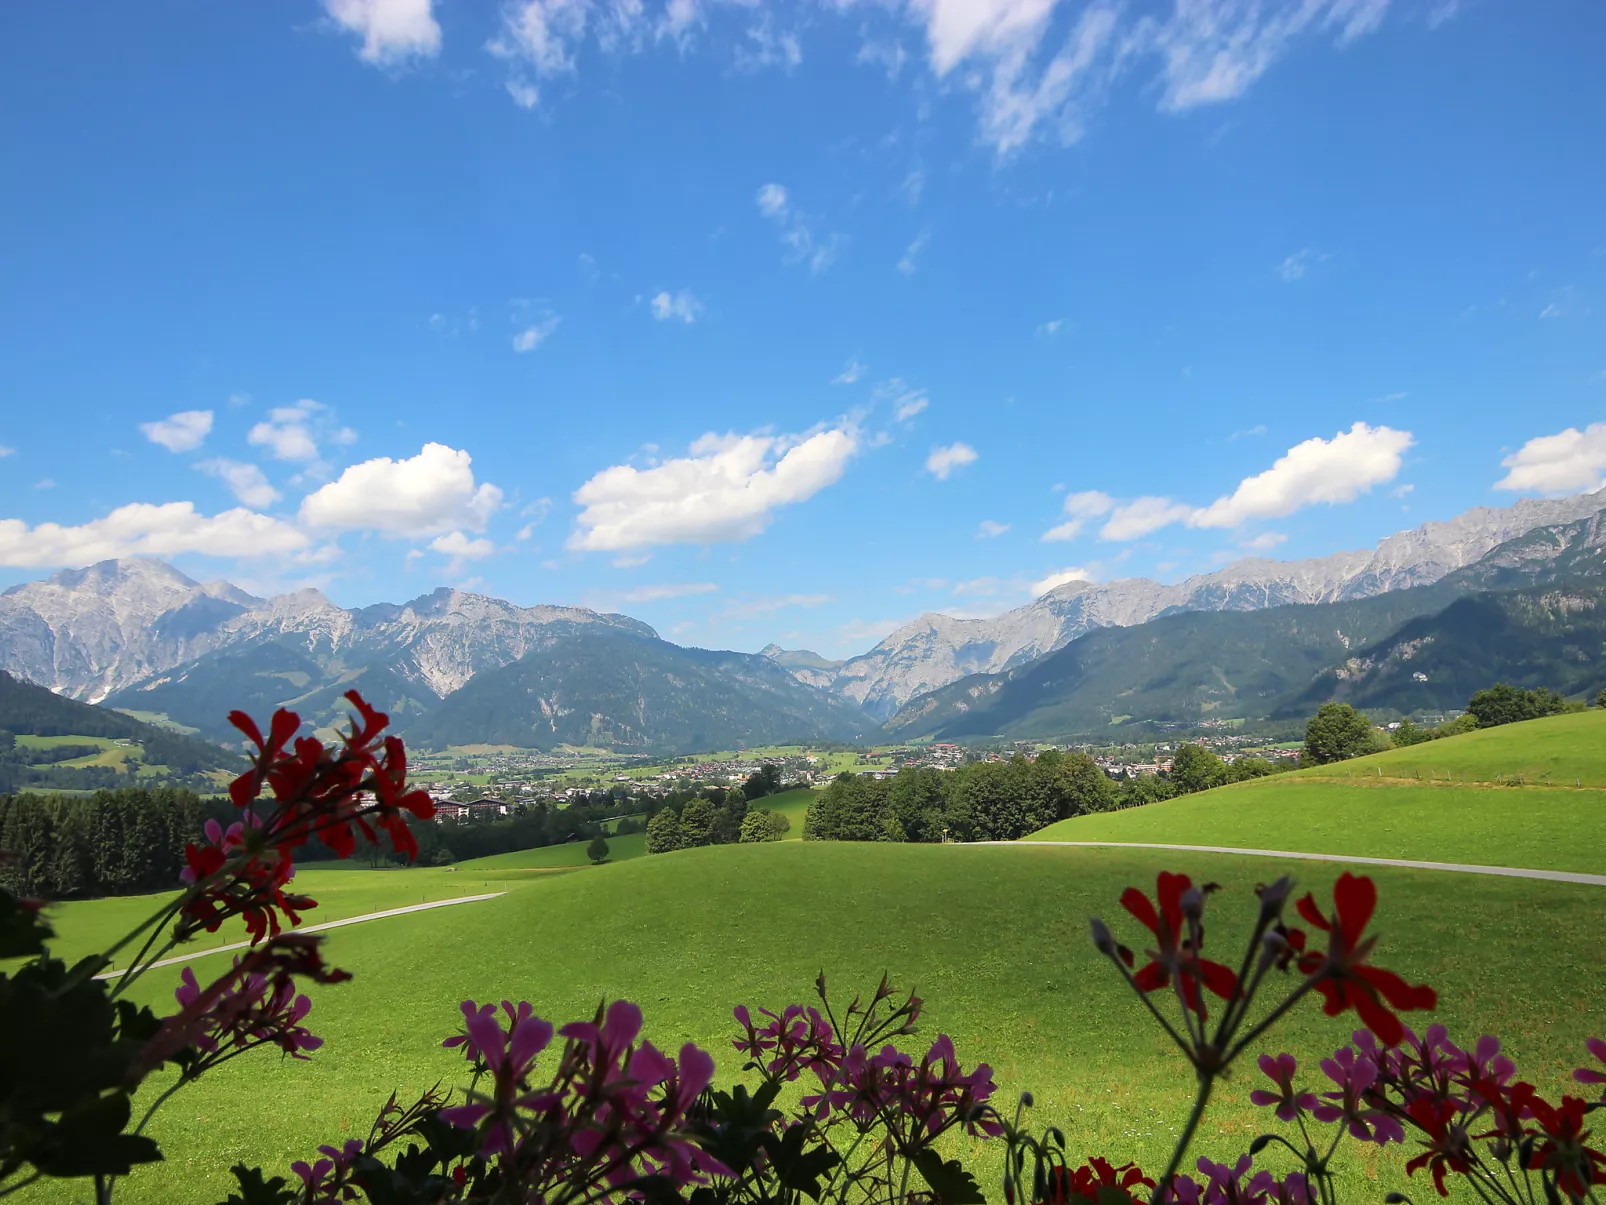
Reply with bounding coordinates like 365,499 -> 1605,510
644,771 -> 797,854
802,748 -> 1287,845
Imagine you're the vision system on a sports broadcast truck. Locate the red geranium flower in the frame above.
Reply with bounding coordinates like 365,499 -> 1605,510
1295,873 -> 1435,1046
1119,872 -> 1237,1017
228,706 -> 301,808
1403,1096 -> 1473,1197
1529,1094 -> 1606,1200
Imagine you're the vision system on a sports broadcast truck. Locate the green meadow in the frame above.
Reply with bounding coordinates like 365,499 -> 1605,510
16,716 -> 1606,1203
1029,712 -> 1606,873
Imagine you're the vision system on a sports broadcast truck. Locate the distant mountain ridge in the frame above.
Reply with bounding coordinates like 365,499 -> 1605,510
883,510 -> 1606,741
778,488 -> 1606,718
0,558 -> 653,704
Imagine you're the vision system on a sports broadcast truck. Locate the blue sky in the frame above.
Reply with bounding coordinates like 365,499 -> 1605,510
0,0 -> 1602,657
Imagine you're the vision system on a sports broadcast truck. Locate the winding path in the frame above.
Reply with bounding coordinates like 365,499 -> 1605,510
985,841 -> 1606,887
95,892 -> 506,981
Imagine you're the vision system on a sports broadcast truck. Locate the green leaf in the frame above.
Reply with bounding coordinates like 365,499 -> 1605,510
912,1149 -> 986,1205
218,1164 -> 298,1205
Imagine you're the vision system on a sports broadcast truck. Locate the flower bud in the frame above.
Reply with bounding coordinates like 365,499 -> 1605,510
1180,886 -> 1204,920
1090,917 -> 1117,956
1019,1090 -> 1034,1108
1258,876 -> 1294,916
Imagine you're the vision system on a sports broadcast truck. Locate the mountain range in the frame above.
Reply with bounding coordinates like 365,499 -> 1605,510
2,487 -> 1606,754
882,510 -> 1606,741
770,487 -> 1606,719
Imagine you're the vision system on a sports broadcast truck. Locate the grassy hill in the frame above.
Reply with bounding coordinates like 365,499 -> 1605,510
1026,711 -> 1606,872
40,840 -> 1601,1205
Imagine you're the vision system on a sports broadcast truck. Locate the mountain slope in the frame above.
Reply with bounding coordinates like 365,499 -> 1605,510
406,626 -> 880,753
1300,585 -> 1606,714
0,669 -> 242,776
808,489 -> 1606,718
883,581 -> 1470,740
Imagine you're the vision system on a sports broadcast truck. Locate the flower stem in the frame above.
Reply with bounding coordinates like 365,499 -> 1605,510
1150,1073 -> 1214,1205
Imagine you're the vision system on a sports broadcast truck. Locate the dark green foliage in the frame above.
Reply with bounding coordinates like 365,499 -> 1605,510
1302,704 -> 1381,765
0,788 -> 209,898
737,809 -> 790,842
741,763 -> 783,800
646,808 -> 686,854
643,787 -> 751,854
805,752 -> 1117,844
1466,683 -> 1574,728
0,670 -> 238,777
1169,744 -> 1227,794
404,626 -> 878,753
587,835 -> 610,864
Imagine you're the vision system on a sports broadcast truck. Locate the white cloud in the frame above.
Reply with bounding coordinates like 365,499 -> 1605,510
650,290 -> 704,323
247,400 -> 354,465
1229,424 -> 1268,439
0,446 -> 14,458
0,502 -> 310,568
430,530 -> 497,573
324,0 -> 442,64
140,410 -> 214,453
1240,531 -> 1288,551
1539,303 -> 1563,320
1495,423 -> 1606,495
513,313 -> 561,352
755,183 -> 841,273
1277,250 -> 1313,281
925,442 -> 978,480
507,79 -> 541,108
832,359 -> 867,385
1100,496 -> 1195,541
300,443 -> 503,537
489,0 -> 593,80
977,520 -> 1011,539
874,378 -> 930,422
953,576 -> 1003,596
897,231 -> 929,275
622,582 -> 720,603
1031,566 -> 1092,596
569,426 -> 859,551
612,553 -> 651,568
197,459 -> 281,509
1190,422 -> 1413,528
720,593 -> 833,619
836,617 -> 905,646
1041,489 -> 1112,541
1037,318 -> 1065,337
896,395 -> 929,421
756,183 -> 789,218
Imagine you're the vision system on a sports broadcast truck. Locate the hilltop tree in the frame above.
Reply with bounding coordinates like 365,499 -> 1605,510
1466,683 -> 1572,728
1169,744 -> 1227,794
738,810 -> 790,843
1302,703 -> 1380,765
741,764 -> 782,800
587,835 -> 610,864
645,808 -> 686,855
804,773 -> 889,842
679,798 -> 718,847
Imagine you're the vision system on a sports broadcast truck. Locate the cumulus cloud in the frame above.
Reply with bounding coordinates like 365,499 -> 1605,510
977,520 -> 1011,538
140,410 -> 214,453
925,442 -> 978,480
0,502 -> 309,568
1190,422 -> 1413,528
622,582 -> 721,603
650,291 -> 703,323
324,0 -> 441,64
431,530 -> 497,573
1031,566 -> 1092,596
569,426 -> 859,551
248,400 -> 355,465
1041,489 -> 1113,541
1495,423 -> 1606,495
300,443 -> 503,537
197,459 -> 281,509
1101,496 -> 1195,541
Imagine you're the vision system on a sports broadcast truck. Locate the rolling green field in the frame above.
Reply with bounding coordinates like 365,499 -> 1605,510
1029,712 -> 1606,873
24,840 -> 1603,1205
16,713 -> 1606,1204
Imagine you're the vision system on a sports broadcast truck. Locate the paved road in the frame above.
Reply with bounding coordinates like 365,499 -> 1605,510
987,841 -> 1606,887
95,892 -> 506,981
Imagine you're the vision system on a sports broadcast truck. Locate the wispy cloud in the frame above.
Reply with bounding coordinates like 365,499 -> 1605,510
976,520 -> 1010,539
925,442 -> 978,480
832,359 -> 867,385
755,183 -> 842,273
650,290 -> 704,323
